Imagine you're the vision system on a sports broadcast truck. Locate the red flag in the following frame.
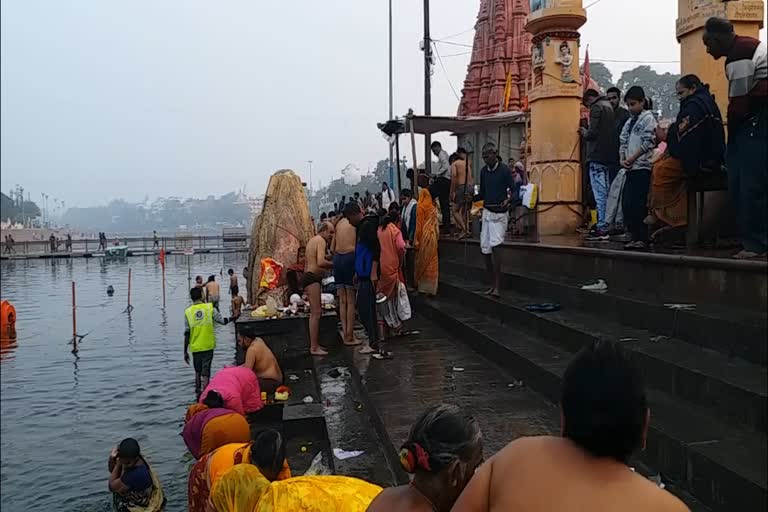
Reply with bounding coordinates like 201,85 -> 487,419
159,248 -> 166,269
582,45 -> 591,94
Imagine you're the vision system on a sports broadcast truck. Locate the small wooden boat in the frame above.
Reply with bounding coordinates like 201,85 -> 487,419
104,245 -> 129,260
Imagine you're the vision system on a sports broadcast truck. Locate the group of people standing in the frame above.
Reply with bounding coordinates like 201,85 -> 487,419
581,16 -> 766,258
304,191 -> 432,357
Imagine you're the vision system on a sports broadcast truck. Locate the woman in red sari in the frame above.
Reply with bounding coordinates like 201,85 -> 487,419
377,204 -> 408,337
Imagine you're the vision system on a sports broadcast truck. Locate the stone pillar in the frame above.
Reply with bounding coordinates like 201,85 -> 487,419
525,0 -> 586,235
677,0 -> 765,129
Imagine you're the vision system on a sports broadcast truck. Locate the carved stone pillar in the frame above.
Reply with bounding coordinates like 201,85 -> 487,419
525,0 -> 586,235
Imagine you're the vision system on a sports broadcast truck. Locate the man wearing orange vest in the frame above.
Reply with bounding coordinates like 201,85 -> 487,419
184,286 -> 229,397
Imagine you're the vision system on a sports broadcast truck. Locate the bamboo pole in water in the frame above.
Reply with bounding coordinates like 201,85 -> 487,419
162,266 -> 166,307
71,281 -> 77,353
127,268 -> 132,311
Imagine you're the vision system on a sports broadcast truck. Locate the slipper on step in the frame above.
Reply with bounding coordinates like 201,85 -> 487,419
524,303 -> 561,313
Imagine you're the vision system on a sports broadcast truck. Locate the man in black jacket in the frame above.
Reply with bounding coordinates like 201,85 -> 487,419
607,87 -> 631,184
579,89 -> 617,239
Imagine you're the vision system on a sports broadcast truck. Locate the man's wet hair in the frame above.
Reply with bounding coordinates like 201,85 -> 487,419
561,340 -> 647,462
251,429 -> 287,481
343,201 -> 362,217
190,286 -> 203,301
227,268 -> 234,275
117,438 -> 141,460
400,404 -> 482,475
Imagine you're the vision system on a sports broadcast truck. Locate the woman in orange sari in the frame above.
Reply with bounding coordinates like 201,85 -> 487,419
415,181 -> 439,296
188,429 -> 291,512
377,204 -> 407,337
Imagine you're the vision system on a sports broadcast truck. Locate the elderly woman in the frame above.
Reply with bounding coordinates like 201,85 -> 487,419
366,404 -> 484,512
647,74 -> 725,239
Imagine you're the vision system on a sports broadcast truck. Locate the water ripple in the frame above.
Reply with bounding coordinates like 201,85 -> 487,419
1,254 -> 247,511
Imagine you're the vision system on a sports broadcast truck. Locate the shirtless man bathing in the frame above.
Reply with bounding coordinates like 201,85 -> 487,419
303,221 -> 334,356
331,202 -> 364,346
239,333 -> 283,393
453,339 -> 689,512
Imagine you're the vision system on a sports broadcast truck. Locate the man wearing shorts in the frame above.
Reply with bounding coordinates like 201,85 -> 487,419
303,222 -> 335,356
184,286 -> 229,398
331,202 -> 364,346
450,148 -> 473,239
228,268 -> 239,297
474,142 -> 517,298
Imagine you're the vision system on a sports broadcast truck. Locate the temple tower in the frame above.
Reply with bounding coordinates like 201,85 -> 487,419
676,0 -> 765,130
459,0 -> 532,116
525,0 -> 586,235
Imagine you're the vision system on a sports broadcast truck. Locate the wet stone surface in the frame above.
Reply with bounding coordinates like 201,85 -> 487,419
315,348 -> 395,486
349,315 -> 560,462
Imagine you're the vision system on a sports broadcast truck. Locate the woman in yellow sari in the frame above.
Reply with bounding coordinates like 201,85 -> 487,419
414,182 -> 439,296
210,464 -> 382,512
188,430 -> 291,512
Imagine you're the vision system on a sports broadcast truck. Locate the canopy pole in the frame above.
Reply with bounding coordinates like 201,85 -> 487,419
408,111 -> 418,196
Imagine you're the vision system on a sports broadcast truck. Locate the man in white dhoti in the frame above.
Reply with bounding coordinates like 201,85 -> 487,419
475,142 -> 518,297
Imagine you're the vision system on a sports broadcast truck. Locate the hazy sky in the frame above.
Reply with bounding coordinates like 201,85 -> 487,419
1,1 -> 762,207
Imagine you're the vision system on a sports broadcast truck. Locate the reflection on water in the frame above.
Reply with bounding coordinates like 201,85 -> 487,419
0,253 -> 247,511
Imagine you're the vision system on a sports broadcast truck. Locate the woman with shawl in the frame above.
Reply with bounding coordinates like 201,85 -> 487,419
648,74 -> 725,238
414,174 -> 439,296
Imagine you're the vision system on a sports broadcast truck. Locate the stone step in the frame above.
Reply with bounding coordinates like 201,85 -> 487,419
437,275 -> 767,434
312,348 -> 397,486
441,259 -> 767,366
415,295 -> 767,512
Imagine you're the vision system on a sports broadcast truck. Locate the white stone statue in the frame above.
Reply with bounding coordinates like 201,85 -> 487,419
554,41 -> 574,82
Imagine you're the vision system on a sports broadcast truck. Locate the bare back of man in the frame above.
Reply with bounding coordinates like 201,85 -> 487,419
332,218 -> 359,346
453,436 -> 689,512
242,336 -> 283,393
303,226 -> 333,356
450,158 -> 472,237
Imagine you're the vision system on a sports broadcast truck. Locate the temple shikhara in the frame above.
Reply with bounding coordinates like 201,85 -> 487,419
458,0 -> 532,116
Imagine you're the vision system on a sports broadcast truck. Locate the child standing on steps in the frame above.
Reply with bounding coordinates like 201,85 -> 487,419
620,86 -> 658,250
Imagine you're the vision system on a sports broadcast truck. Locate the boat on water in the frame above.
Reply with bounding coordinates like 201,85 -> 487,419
104,245 -> 129,260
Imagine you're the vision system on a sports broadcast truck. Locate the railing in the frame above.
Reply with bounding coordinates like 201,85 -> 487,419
1,235 -> 251,256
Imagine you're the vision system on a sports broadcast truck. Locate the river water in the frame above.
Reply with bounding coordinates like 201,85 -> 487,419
1,253 -> 247,511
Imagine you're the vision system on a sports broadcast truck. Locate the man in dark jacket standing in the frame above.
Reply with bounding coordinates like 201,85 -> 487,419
607,87 -> 631,184
579,89 -> 617,239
